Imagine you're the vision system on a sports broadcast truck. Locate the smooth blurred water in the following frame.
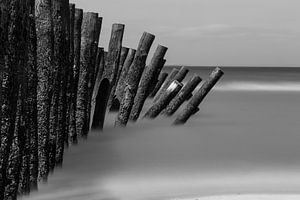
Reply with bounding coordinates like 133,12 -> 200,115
22,67 -> 300,200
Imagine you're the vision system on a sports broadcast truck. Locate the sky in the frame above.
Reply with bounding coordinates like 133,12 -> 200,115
72,0 -> 300,67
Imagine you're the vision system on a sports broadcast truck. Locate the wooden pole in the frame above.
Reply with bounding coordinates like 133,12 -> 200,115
35,0 -> 54,182
129,45 -> 168,121
19,0 -> 38,193
108,46 -> 129,111
152,68 -> 179,101
92,24 -> 124,130
90,48 -> 104,129
174,67 -> 224,125
149,72 -> 168,98
69,8 -> 82,145
76,12 -> 98,138
115,32 -> 155,127
144,81 -> 183,119
113,48 -> 136,109
147,58 -> 166,97
154,66 -> 189,102
163,75 -> 202,116
64,3 -> 75,147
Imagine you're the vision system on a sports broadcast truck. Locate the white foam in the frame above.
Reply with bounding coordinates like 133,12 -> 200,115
215,82 -> 300,92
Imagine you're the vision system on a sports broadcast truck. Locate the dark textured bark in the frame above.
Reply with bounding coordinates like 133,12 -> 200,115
144,81 -> 183,119
129,45 -> 168,121
174,67 -> 224,125
48,0 -> 70,171
115,32 -> 155,127
64,3 -> 75,147
76,12 -> 98,138
19,0 -> 38,194
149,72 -> 168,98
86,17 -> 102,134
163,75 -> 202,116
147,59 -> 166,97
108,46 -> 129,111
0,1 -> 27,198
114,48 -> 136,107
90,48 -> 104,129
35,0 -> 53,181
154,66 -> 189,102
69,8 -> 82,145
54,0 -> 70,167
152,68 -> 178,100
93,24 -> 124,130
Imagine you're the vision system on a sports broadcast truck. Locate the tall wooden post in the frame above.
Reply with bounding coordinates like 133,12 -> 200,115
113,48 -> 136,109
149,72 -> 168,98
76,12 -> 98,138
108,46 -> 129,111
163,75 -> 202,116
129,45 -> 168,121
115,32 -> 155,127
69,8 -> 82,144
35,0 -> 54,182
91,24 -> 124,130
174,67 -> 224,125
144,81 -> 183,119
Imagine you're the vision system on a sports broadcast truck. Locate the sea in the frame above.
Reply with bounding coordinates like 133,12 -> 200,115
22,66 -> 300,200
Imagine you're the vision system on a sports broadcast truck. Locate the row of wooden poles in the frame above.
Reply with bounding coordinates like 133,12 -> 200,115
0,0 -> 224,199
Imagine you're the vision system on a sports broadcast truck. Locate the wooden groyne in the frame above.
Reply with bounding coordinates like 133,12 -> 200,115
0,1 -> 224,199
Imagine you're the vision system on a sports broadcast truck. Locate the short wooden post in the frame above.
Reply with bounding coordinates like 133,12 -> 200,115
153,68 -> 179,102
113,48 -> 136,109
35,0 -> 54,182
68,8 -> 83,145
149,72 -> 168,98
76,12 -> 98,137
163,75 -> 202,116
147,58 -> 166,97
90,48 -> 104,129
129,45 -> 168,121
144,81 -> 183,119
115,32 -> 155,127
174,67 -> 224,125
92,24 -> 125,130
108,46 -> 129,111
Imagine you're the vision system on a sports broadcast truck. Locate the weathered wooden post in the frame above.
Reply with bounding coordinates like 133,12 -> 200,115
147,58 -> 166,97
163,75 -> 202,116
69,8 -> 83,144
129,45 -> 168,121
115,32 -> 155,127
149,72 -> 169,98
35,0 -> 54,182
152,68 -> 179,100
108,47 -> 129,111
113,48 -> 136,109
47,0 -> 70,171
76,12 -> 98,138
19,0 -> 39,193
64,3 -> 75,147
144,81 -> 183,119
174,67 -> 224,125
86,16 -> 102,135
154,66 -> 189,102
92,24 -> 125,130
90,48 -> 104,129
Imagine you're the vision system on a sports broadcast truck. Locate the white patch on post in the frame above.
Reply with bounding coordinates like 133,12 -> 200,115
167,81 -> 178,91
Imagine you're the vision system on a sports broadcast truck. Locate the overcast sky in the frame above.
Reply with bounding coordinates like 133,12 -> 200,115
72,0 -> 300,67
